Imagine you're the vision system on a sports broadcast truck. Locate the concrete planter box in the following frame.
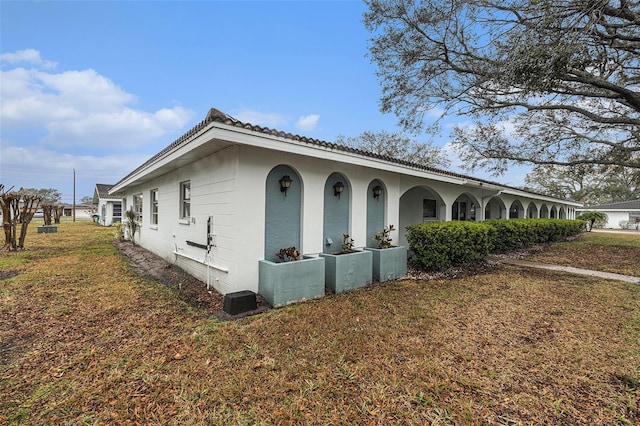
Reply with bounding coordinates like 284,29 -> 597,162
259,256 -> 325,308
37,225 -> 58,234
320,250 -> 373,294
365,246 -> 407,282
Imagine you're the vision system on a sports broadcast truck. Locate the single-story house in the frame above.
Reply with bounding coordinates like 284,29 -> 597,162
577,200 -> 640,229
92,183 -> 123,226
110,107 -> 582,300
61,204 -> 94,220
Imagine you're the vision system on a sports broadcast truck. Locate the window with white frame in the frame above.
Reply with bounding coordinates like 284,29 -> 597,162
150,189 -> 158,225
180,181 -> 190,220
133,193 -> 143,224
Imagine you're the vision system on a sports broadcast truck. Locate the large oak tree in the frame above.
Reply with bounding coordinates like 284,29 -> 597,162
364,0 -> 640,174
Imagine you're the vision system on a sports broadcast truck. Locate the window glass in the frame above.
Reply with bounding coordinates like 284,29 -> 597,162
180,181 -> 191,219
150,189 -> 158,225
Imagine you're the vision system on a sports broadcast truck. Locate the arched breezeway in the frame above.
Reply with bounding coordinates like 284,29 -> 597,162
509,200 -> 525,219
451,192 -> 481,221
485,196 -> 507,220
540,204 -> 549,218
399,186 -> 445,247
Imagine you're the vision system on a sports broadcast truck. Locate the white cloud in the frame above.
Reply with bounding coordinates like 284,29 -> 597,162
234,109 -> 287,128
0,48 -> 57,69
0,50 -> 194,148
295,114 -> 320,132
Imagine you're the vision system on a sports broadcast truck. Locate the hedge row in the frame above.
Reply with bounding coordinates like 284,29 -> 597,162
487,219 -> 585,253
406,219 -> 585,271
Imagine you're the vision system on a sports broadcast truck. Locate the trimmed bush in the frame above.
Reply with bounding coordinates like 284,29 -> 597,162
407,221 -> 494,271
487,219 -> 585,253
407,219 -> 585,271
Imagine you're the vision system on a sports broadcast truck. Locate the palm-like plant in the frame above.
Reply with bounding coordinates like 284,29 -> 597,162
576,211 -> 608,232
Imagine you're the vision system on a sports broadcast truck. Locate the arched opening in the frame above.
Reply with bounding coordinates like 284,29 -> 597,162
550,206 -> 557,219
559,207 -> 566,219
323,172 -> 350,254
366,179 -> 385,248
399,186 -> 445,247
452,193 -> 481,221
264,165 -> 302,261
527,202 -> 539,218
540,204 -> 549,218
509,200 -> 525,219
485,196 -> 507,220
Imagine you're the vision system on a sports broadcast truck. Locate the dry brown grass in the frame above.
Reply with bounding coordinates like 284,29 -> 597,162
525,232 -> 640,276
1,223 -> 639,425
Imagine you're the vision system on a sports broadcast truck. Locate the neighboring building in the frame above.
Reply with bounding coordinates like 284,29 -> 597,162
110,107 -> 582,296
577,200 -> 640,229
61,204 -> 94,220
92,184 -> 123,226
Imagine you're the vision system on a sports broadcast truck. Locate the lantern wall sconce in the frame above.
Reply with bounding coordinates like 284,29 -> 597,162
333,181 -> 345,199
372,185 -> 383,200
279,175 -> 292,196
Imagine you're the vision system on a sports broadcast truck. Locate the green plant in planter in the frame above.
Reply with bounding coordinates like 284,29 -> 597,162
341,234 -> 355,254
276,246 -> 301,262
373,224 -> 396,248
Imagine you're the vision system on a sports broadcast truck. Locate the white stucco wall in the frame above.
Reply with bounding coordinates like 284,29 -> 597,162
118,139 -> 581,295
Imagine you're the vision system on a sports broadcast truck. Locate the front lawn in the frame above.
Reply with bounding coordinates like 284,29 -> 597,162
1,222 -> 638,425
525,232 -> 640,276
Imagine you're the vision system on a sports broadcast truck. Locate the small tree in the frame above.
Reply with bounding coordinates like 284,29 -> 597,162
576,211 -> 608,232
124,209 -> 138,245
41,203 -> 55,226
0,187 -> 42,251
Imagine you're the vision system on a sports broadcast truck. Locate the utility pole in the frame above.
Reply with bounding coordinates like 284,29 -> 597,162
73,169 -> 76,222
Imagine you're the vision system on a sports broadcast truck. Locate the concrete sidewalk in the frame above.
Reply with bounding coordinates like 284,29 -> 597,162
488,256 -> 640,284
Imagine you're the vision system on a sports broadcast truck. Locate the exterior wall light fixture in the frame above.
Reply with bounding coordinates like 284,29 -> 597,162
333,181 -> 345,199
372,185 -> 383,200
279,175 -> 292,196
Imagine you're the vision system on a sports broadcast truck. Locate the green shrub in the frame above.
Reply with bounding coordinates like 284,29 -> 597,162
487,219 -> 584,253
407,221 -> 494,271
407,219 -> 585,271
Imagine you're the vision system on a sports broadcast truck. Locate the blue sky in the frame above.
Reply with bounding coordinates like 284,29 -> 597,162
1,0 -> 529,203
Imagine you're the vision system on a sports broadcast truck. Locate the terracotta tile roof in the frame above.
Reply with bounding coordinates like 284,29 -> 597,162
113,107 -> 578,203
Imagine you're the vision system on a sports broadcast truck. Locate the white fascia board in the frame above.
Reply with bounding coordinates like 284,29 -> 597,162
110,125 -> 218,193
500,188 -> 583,206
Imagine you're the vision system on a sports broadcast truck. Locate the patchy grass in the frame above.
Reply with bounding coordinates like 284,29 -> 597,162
526,232 -> 640,276
1,222 -> 639,425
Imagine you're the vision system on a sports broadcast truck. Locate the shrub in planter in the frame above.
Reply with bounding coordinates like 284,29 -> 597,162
320,235 -> 372,293
259,247 -> 325,307
407,221 -> 494,271
365,225 -> 407,282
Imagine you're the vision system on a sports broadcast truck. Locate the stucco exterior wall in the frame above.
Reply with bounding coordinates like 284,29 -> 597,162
119,140 -> 581,296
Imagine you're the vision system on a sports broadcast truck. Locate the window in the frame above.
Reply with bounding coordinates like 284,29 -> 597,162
452,201 -> 466,221
133,193 -> 143,224
150,189 -> 158,225
113,202 -> 122,223
422,199 -> 437,220
180,181 -> 191,219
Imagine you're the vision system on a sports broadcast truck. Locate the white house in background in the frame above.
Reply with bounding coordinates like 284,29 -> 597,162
92,184 -> 123,226
110,107 -> 582,296
577,200 -> 640,229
